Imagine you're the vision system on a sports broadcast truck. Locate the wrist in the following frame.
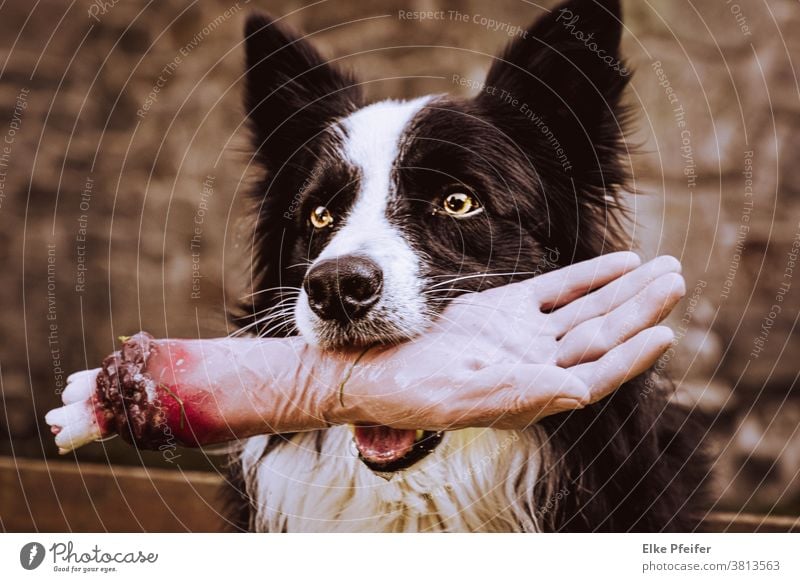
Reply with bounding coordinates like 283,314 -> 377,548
304,345 -> 353,427
93,332 -> 181,448
313,343 -> 391,426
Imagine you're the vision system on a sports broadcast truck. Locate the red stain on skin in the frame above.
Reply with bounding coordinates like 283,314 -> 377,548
92,335 -> 242,448
155,383 -> 233,447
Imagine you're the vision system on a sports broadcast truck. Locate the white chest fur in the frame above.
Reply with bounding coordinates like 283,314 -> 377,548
239,427 -> 545,532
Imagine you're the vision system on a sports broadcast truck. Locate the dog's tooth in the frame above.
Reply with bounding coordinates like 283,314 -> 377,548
349,437 -> 360,457
415,430 -> 425,441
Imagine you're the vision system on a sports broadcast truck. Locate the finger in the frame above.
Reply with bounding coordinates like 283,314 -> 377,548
534,252 -> 642,310
441,252 -> 640,328
46,400 -> 101,452
571,325 -> 675,405
62,369 -> 99,404
549,255 -> 681,334
45,399 -> 91,429
555,272 -> 685,366
54,419 -> 101,453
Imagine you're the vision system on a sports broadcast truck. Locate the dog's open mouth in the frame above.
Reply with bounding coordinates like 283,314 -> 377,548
353,426 -> 443,472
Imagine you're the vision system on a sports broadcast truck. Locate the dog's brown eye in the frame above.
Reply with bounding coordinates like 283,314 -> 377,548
310,206 -> 334,229
442,192 -> 482,217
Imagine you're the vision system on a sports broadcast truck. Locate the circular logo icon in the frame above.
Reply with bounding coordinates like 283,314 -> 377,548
20,542 -> 46,570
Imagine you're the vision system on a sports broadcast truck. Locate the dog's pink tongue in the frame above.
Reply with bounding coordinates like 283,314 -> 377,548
354,426 -> 416,465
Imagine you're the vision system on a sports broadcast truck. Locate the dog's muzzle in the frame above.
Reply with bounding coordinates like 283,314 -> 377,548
302,254 -> 446,472
304,254 -> 383,323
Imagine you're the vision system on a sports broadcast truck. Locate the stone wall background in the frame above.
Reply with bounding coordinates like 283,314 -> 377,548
0,0 -> 797,516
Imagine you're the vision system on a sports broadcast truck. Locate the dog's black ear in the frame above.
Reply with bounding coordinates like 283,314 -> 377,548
477,0 -> 631,259
243,13 -> 361,170
478,0 -> 629,173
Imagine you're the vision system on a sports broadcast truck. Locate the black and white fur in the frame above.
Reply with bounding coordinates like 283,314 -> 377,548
225,0 -> 709,532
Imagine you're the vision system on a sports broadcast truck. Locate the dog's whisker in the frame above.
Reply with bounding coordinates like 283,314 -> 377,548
258,296 -> 301,312
428,271 -> 539,289
240,286 -> 302,300
257,318 -> 296,338
229,305 -> 297,338
423,287 -> 479,296
287,262 -> 313,270
426,269 -> 535,279
245,312 -> 295,338
419,310 -> 474,334
427,271 -> 490,279
235,297 -> 299,323
244,285 -> 301,294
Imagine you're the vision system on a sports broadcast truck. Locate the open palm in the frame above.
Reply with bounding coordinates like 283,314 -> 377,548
327,252 -> 685,430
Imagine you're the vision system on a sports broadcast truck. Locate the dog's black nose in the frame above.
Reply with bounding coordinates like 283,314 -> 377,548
304,255 -> 383,322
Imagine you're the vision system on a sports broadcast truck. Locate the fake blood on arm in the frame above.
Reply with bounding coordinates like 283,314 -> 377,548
47,332 -> 335,453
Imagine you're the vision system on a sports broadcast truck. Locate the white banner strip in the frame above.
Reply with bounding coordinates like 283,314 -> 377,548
2,533 -> 798,581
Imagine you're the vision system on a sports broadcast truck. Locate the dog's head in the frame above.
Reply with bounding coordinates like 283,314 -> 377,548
240,0 -> 630,472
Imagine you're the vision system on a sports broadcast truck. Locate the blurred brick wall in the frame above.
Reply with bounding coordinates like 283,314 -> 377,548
0,0 -> 797,512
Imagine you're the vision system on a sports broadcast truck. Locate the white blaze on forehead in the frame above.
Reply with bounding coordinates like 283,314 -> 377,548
318,96 -> 432,260
294,96 -> 434,344
341,97 -> 431,192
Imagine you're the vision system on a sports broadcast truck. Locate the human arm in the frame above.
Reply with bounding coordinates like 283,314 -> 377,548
46,252 -> 684,452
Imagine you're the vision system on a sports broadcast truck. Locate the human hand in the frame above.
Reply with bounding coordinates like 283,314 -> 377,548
45,252 -> 684,452
325,252 -> 684,430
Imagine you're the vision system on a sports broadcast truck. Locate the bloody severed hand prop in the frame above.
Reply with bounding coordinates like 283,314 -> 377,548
45,253 -> 686,454
46,332 -> 340,453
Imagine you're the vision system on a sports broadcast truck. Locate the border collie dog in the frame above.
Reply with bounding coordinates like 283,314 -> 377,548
227,0 -> 708,532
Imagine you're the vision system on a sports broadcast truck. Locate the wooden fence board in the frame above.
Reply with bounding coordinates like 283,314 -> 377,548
0,457 -> 226,532
2,457 -> 798,532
